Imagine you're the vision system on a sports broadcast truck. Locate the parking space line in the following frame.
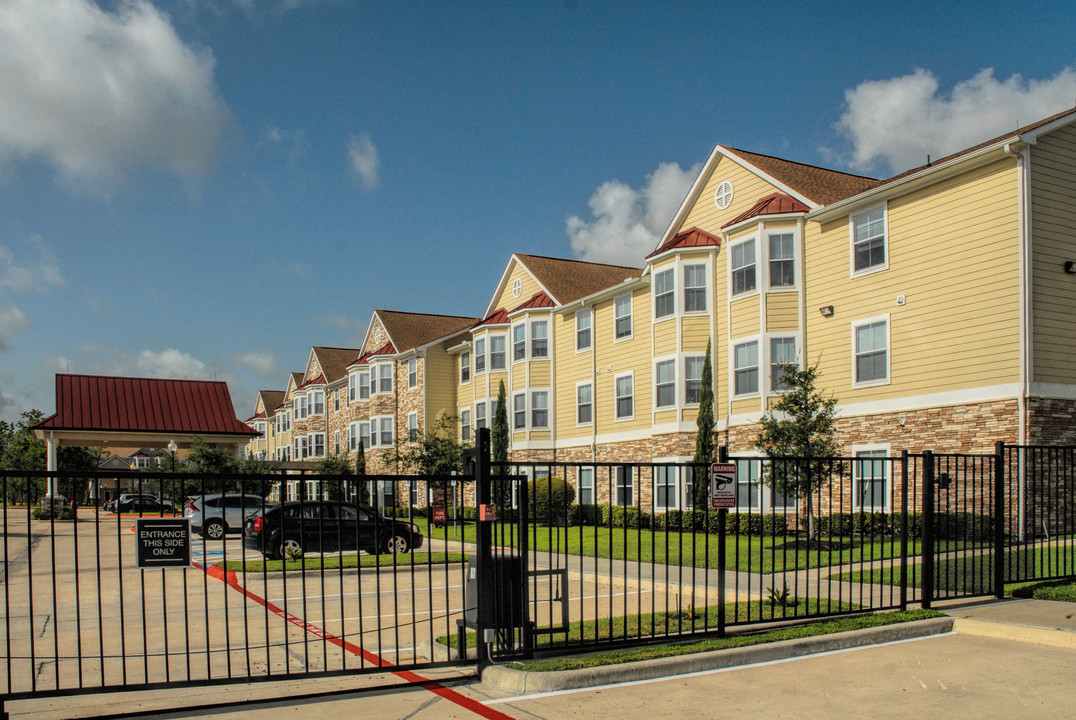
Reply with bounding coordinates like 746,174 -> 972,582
194,561 -> 513,720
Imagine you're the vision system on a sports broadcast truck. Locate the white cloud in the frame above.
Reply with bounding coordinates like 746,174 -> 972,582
0,304 -> 30,351
567,162 -> 701,266
834,68 -> 1076,174
347,133 -> 380,189
233,351 -> 277,377
0,236 -> 65,292
135,348 -> 209,378
0,0 -> 229,193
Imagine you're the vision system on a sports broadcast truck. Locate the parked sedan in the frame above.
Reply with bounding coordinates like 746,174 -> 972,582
113,495 -> 175,514
243,501 -> 423,559
185,493 -> 274,540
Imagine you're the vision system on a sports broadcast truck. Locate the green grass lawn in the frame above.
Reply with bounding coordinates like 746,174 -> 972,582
425,518 -> 924,573
220,551 -> 466,573
499,609 -> 943,672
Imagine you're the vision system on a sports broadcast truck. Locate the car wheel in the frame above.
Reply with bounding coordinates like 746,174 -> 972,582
385,534 -> 410,554
202,520 -> 225,541
280,536 -> 303,560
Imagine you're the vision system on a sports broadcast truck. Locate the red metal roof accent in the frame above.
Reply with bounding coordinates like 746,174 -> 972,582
477,308 -> 509,326
646,227 -> 721,260
510,291 -> 555,314
349,342 -> 397,367
297,373 -> 326,390
35,374 -> 257,436
721,193 -> 809,229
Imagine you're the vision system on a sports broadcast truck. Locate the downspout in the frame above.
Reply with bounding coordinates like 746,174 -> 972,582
1003,141 -> 1030,448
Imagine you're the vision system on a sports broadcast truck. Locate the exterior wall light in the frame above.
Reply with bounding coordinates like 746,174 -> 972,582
819,305 -> 835,317
1064,261 -> 1076,274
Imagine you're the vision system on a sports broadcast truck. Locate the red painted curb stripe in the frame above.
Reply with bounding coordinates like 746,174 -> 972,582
195,562 -> 513,720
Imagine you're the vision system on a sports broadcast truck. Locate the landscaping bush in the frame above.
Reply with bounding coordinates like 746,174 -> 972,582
528,476 -> 576,525
569,504 -> 602,526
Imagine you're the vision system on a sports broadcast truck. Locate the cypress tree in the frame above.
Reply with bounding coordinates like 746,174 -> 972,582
692,340 -> 715,510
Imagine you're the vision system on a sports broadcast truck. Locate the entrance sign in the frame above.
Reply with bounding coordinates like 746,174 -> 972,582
136,517 -> 191,568
709,462 -> 737,509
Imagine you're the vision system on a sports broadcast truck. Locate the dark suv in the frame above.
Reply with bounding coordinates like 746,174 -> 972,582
243,501 -> 423,559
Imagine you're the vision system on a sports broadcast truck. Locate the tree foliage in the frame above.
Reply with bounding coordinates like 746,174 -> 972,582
396,412 -> 465,476
692,341 -> 715,510
755,361 -> 840,534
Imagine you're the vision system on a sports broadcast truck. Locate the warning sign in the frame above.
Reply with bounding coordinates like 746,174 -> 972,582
709,462 -> 737,509
136,517 -> 191,568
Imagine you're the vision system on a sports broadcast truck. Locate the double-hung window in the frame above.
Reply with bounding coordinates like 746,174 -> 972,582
853,448 -> 889,511
408,412 -> 419,443
734,340 -> 759,396
359,370 -> 370,400
769,233 -> 795,287
474,338 -> 486,373
615,373 -> 634,420
770,337 -> 798,391
531,391 -> 548,428
852,207 -> 886,273
294,395 -> 308,420
460,352 -> 471,383
655,360 -> 675,408
408,358 -> 417,388
530,320 -> 548,358
578,467 -> 594,504
513,393 -> 526,430
513,324 -> 526,362
348,373 -> 358,403
490,335 -> 506,369
615,466 -> 634,506
576,309 -> 592,350
358,421 -> 370,451
654,268 -> 674,319
378,416 -> 393,446
684,355 -> 704,404
683,263 -> 707,312
654,466 -> 678,510
614,294 -> 632,339
731,239 -> 756,295
374,363 -> 392,394
576,383 -> 593,425
475,402 -> 487,430
854,318 -> 889,385
311,390 -> 325,415
460,409 -> 471,443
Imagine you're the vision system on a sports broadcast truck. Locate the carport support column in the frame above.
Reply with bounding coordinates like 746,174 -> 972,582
46,431 -> 58,496
474,427 -> 493,666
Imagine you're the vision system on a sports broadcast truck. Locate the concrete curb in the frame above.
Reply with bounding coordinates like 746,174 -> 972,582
480,617 -> 954,694
952,617 -> 1076,649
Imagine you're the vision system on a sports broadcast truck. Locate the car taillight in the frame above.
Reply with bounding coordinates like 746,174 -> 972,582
252,517 -> 263,532
187,499 -> 198,512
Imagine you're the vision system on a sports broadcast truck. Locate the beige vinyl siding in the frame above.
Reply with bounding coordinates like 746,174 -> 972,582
527,362 -> 552,388
493,263 -> 544,312
1031,125 -> 1076,383
731,397 -> 760,416
592,286 -> 652,433
805,158 -> 1021,400
681,315 -> 710,351
680,157 -> 785,235
554,311 -> 593,440
765,292 -> 799,332
653,408 -> 678,425
424,351 -> 457,425
729,298 -> 761,339
652,315 -> 677,350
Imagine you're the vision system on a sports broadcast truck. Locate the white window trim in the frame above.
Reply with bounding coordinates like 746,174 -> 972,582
460,408 -> 472,443
530,389 -> 550,429
851,443 -> 892,512
682,352 -> 706,408
474,336 -> 487,374
681,260 -> 709,315
460,351 -> 471,385
408,411 -> 419,444
849,204 -> 889,278
730,335 -> 762,399
613,293 -> 633,343
652,267 -> 676,322
614,370 -> 635,422
512,391 -> 527,430
765,229 -> 800,291
530,318 -> 550,359
575,380 -> 594,427
358,370 -> 370,400
728,235 -> 759,299
512,322 -> 527,364
372,361 -> 393,395
575,308 -> 593,352
850,314 -> 891,389
408,357 -> 418,389
651,456 -> 693,511
767,333 -> 801,394
488,333 -> 507,370
653,355 -> 677,411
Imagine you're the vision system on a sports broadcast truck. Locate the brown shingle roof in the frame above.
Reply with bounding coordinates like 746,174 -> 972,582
256,390 -> 285,416
311,346 -> 362,384
514,254 -> 641,305
376,310 -> 479,353
728,148 -> 881,205
35,374 -> 257,436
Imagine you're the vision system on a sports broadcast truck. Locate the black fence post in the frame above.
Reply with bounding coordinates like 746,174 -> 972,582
717,446 -> 728,636
921,450 -> 935,609
900,450 -> 909,612
474,428 -> 493,667
994,441 -> 1006,599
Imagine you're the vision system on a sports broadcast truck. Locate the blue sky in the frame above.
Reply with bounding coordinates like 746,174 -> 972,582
2,0 -> 1075,423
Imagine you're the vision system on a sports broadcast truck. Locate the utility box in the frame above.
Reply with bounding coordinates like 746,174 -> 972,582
463,553 -> 525,630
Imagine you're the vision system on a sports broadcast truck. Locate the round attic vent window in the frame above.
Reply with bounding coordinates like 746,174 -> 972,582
512,278 -> 522,298
373,327 -> 382,344
714,180 -> 734,210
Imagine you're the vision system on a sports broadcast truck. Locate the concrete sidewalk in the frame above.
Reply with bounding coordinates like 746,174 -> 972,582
6,597 -> 1075,719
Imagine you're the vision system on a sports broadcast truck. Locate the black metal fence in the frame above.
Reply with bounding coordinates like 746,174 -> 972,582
0,471 -> 470,706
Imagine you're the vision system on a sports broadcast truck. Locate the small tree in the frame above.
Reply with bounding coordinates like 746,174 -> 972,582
692,341 -> 715,510
491,380 -> 511,509
313,453 -> 353,500
185,435 -> 240,494
754,361 -> 840,538
528,476 -> 575,525
354,439 -> 372,505
397,412 -> 465,476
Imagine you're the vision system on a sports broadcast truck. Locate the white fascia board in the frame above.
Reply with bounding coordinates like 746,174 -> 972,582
715,146 -> 820,209
720,211 -> 806,238
806,141 -> 1015,223
483,254 -> 560,319
652,146 -> 718,252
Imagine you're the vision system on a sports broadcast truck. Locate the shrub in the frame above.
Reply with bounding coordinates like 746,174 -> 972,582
528,477 -> 575,525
